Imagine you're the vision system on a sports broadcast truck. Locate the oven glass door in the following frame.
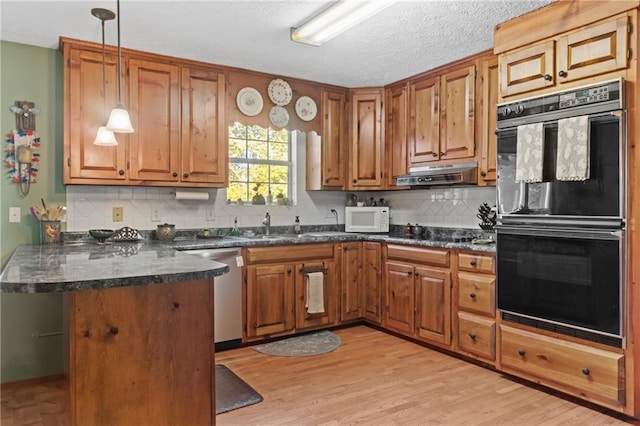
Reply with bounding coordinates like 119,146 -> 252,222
496,114 -> 622,224
497,226 -> 623,340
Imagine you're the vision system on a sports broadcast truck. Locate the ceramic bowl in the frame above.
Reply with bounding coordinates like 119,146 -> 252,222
89,229 -> 115,243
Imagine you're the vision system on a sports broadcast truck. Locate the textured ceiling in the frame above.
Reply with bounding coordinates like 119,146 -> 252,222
0,0 -> 555,87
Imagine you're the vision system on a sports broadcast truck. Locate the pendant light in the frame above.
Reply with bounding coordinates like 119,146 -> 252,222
105,0 -> 134,133
92,7 -> 118,146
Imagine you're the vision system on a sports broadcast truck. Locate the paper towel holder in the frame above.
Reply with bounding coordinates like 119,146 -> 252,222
171,188 -> 210,201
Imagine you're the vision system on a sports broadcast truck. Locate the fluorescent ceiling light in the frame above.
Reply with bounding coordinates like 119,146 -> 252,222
291,0 -> 396,46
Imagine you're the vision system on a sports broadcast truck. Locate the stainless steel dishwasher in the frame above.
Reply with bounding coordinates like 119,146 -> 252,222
181,248 -> 242,351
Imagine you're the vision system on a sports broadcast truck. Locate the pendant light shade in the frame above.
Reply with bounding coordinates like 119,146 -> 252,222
107,0 -> 134,134
105,106 -> 134,133
93,126 -> 118,146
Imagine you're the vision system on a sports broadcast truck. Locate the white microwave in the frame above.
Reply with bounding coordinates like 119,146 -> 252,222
344,206 -> 389,233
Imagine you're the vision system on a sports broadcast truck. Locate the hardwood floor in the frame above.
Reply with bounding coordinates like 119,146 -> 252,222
1,325 -> 639,425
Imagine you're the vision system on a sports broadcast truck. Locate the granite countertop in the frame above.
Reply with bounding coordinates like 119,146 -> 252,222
0,242 -> 229,293
0,229 -> 494,294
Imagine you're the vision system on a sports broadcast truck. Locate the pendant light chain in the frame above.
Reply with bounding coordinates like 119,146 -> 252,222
116,0 -> 122,106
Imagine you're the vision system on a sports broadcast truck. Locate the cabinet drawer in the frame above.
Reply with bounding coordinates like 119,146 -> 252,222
457,272 -> 495,316
458,252 -> 494,274
245,243 -> 334,264
458,312 -> 495,361
386,244 -> 449,267
500,325 -> 625,405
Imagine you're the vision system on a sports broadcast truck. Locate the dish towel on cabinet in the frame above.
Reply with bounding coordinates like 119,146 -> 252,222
305,272 -> 325,314
556,115 -> 590,181
515,122 -> 544,183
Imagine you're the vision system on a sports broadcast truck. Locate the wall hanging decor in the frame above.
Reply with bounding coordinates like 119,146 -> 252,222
6,100 -> 41,194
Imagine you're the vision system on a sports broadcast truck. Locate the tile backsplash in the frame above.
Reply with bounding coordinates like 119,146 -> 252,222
66,185 -> 496,232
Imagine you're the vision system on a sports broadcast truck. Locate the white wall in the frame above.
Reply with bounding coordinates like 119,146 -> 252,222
66,131 -> 496,232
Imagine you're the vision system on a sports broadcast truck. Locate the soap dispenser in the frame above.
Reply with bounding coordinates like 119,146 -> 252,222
294,216 -> 301,234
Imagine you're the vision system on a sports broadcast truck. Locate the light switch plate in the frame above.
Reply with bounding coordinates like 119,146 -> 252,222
9,207 -> 21,223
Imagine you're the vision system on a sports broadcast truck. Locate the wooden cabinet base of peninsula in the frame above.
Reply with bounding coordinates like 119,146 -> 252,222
69,279 -> 215,426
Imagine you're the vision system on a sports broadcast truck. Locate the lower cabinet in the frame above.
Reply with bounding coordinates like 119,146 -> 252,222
244,244 -> 337,341
340,241 -> 364,322
383,244 -> 452,347
363,242 -> 382,324
500,325 -> 625,409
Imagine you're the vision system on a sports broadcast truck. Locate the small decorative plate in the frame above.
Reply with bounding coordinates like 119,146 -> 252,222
112,226 -> 143,242
236,87 -> 264,117
267,79 -> 292,106
269,106 -> 290,128
295,96 -> 318,121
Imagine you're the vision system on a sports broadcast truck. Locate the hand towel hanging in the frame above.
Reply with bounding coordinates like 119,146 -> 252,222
515,122 -> 544,183
305,272 -> 325,314
556,115 -> 590,181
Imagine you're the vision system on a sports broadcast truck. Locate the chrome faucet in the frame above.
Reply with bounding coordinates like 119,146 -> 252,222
262,212 -> 271,236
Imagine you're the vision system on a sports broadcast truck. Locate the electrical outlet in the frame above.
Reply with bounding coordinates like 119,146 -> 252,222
9,207 -> 21,223
206,206 -> 216,222
325,207 -> 338,218
113,206 -> 124,222
151,209 -> 161,222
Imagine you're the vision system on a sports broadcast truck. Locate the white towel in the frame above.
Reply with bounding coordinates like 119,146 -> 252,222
556,115 -> 590,181
515,122 -> 544,183
305,272 -> 325,314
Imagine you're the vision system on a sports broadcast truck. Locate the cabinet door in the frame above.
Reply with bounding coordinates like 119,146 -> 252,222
364,242 -> 382,323
66,48 -> 127,181
128,58 -> 180,182
384,261 -> 415,334
349,90 -> 383,188
415,267 -> 451,346
557,15 -> 629,84
479,56 -> 498,185
499,40 -> 555,97
246,264 -> 295,338
440,65 -> 475,161
180,67 -> 227,185
296,261 -> 338,329
409,76 -> 440,165
385,84 -> 408,187
340,242 -> 363,322
321,89 -> 347,188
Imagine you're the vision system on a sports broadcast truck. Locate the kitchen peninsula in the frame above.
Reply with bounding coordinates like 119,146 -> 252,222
0,242 -> 228,426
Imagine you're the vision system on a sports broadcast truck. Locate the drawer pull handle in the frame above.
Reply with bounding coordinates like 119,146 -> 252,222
109,326 -> 119,335
544,74 -> 552,81
287,268 -> 292,274
582,368 -> 590,376
518,349 -> 525,356
537,354 -> 548,361
469,292 -> 476,299
407,271 -> 412,276
468,332 -> 476,340
470,260 -> 477,266
558,70 -> 568,78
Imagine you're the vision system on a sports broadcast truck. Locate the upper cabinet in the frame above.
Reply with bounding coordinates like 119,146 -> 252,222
496,9 -> 634,98
478,56 -> 498,185
384,84 -> 408,188
61,38 -> 227,188
408,64 -> 475,168
348,89 -> 384,189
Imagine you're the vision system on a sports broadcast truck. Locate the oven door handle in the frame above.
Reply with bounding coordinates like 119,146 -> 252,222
496,225 -> 622,241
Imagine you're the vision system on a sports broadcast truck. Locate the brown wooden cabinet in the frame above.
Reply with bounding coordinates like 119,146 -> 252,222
69,279 -> 215,425
455,251 -> 496,363
363,242 -> 382,323
498,13 -> 631,98
384,84 -> 408,189
409,65 -> 475,167
478,56 -> 498,185
321,89 -> 347,189
244,244 -> 337,341
340,242 -> 363,322
62,38 -> 227,187
348,89 -> 384,189
383,244 -> 452,347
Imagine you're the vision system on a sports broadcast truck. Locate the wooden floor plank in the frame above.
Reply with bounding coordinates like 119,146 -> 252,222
1,326 -> 639,425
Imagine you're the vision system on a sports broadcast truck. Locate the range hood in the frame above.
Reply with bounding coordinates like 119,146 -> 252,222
396,161 -> 478,186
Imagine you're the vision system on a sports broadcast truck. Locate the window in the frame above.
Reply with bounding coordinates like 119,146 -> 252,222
228,123 -> 291,203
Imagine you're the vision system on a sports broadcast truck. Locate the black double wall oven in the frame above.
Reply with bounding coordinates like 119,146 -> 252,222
495,79 -> 626,348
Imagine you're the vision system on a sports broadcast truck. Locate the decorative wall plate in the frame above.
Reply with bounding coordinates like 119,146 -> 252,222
267,79 -> 293,106
269,105 -> 290,128
295,96 -> 318,121
236,87 -> 264,116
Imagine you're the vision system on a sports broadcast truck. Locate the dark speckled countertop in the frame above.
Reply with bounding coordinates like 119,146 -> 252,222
0,230 -> 494,294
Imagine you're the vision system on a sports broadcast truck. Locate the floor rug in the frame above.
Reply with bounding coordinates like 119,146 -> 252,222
215,364 -> 263,414
253,330 -> 342,357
